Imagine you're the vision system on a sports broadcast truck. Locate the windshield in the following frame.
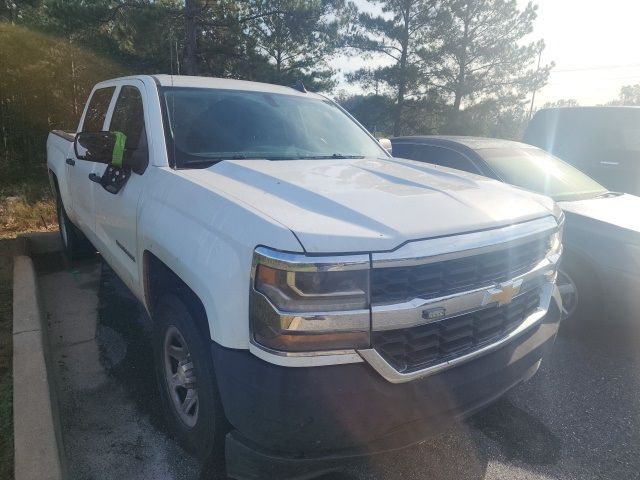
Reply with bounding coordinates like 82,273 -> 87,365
162,88 -> 386,167
480,147 -> 608,201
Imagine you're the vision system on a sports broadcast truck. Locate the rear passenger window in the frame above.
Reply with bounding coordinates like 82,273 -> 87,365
82,87 -> 116,132
109,86 -> 148,172
390,143 -> 416,159
414,145 -> 480,174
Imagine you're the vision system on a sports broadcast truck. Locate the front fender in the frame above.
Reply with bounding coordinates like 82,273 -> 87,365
137,168 -> 302,349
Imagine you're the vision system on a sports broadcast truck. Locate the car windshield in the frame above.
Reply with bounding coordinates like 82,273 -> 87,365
480,147 -> 608,201
162,88 -> 386,167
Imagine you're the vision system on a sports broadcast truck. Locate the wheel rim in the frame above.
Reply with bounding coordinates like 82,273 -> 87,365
57,201 -> 69,248
163,326 -> 199,428
557,270 -> 578,319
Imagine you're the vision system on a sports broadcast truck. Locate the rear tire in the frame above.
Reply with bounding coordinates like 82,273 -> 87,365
55,193 -> 94,260
153,294 -> 227,461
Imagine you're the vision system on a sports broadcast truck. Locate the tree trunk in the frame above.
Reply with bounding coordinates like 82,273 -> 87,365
452,85 -> 463,112
393,5 -> 411,137
183,0 -> 199,75
449,6 -> 469,130
69,36 -> 79,117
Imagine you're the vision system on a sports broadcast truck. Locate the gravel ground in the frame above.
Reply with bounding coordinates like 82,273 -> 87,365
36,252 -> 640,480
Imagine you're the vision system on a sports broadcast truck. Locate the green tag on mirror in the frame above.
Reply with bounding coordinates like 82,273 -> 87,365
112,131 -> 127,167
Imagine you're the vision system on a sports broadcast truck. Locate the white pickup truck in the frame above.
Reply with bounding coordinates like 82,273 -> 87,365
47,75 -> 564,479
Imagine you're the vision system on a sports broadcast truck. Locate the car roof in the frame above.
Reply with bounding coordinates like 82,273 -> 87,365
391,135 -> 535,151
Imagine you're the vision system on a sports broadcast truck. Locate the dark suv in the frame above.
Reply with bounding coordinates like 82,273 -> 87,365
523,106 -> 640,195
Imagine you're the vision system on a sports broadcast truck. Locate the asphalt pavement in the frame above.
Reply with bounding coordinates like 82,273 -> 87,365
35,250 -> 640,480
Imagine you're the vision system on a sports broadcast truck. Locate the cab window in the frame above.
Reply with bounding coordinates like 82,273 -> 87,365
415,145 -> 480,174
109,86 -> 149,172
82,87 -> 116,132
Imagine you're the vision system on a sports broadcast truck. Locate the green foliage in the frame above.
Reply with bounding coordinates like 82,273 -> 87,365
246,0 -> 346,90
346,0 -> 439,135
0,22 -> 128,184
346,0 -> 550,136
544,98 -> 579,108
607,84 -> 640,106
427,0 -> 551,132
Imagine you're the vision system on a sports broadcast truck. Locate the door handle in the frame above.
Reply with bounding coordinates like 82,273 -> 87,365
88,173 -> 102,183
600,161 -> 619,166
66,158 -> 75,166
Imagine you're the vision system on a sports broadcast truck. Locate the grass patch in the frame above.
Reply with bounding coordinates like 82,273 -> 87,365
0,183 -> 58,239
0,238 -> 14,480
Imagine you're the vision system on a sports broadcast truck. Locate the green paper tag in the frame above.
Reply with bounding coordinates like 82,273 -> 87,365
112,131 -> 127,167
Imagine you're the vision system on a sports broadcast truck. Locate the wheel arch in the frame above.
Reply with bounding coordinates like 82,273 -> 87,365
143,250 -> 212,340
49,169 -> 60,194
561,245 -> 603,288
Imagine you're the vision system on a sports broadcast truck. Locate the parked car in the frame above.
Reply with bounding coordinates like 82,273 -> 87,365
523,106 -> 640,195
47,76 -> 563,480
391,135 -> 640,324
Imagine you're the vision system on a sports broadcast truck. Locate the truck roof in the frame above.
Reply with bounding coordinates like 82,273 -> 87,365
101,74 -> 325,99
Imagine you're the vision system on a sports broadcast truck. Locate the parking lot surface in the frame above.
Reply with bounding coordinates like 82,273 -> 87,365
36,251 -> 640,480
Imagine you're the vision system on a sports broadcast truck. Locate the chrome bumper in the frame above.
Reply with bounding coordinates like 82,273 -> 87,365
250,216 -> 563,380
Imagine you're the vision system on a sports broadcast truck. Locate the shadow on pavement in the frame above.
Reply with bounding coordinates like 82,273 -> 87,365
96,261 -> 167,432
470,397 -> 561,465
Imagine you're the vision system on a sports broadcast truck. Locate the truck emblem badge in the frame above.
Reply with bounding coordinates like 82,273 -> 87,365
484,279 -> 523,307
422,307 -> 446,321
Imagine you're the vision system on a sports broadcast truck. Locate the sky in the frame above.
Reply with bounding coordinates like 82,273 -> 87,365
335,0 -> 640,108
529,0 -> 640,106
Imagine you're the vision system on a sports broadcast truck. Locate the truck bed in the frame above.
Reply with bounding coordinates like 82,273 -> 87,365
50,130 -> 76,142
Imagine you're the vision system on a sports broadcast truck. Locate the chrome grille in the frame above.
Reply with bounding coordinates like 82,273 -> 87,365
371,236 -> 549,305
371,287 -> 542,373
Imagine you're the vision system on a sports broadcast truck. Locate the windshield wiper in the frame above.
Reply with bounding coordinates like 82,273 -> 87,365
262,153 -> 366,161
181,154 -> 248,166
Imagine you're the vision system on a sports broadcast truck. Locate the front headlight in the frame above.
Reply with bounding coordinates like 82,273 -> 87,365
255,265 -> 369,312
548,213 -> 564,256
250,247 -> 370,352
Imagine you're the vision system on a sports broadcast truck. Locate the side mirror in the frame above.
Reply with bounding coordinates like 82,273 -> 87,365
378,138 -> 392,155
74,131 -> 122,164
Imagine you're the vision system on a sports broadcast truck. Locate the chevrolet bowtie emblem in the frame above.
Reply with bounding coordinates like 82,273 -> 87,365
484,279 -> 523,307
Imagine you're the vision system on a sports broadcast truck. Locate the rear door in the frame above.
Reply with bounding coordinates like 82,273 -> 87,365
69,86 -> 116,233
93,82 -> 150,288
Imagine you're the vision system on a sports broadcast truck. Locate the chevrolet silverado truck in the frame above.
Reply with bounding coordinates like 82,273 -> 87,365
47,75 -> 564,479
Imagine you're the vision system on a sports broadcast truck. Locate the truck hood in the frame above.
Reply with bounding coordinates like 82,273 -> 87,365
183,157 -> 556,253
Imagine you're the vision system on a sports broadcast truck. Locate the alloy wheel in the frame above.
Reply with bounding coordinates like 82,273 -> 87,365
557,269 -> 578,319
163,325 -> 199,428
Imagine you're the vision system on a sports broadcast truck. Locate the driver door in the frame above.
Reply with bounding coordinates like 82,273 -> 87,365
93,82 -> 149,289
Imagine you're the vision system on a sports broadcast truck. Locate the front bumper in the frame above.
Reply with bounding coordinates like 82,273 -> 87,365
215,294 -> 562,480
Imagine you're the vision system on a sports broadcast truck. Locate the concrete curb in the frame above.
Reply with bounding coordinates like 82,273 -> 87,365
13,235 -> 64,480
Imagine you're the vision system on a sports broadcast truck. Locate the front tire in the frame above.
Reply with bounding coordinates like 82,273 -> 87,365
153,294 -> 227,461
558,252 -> 600,325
